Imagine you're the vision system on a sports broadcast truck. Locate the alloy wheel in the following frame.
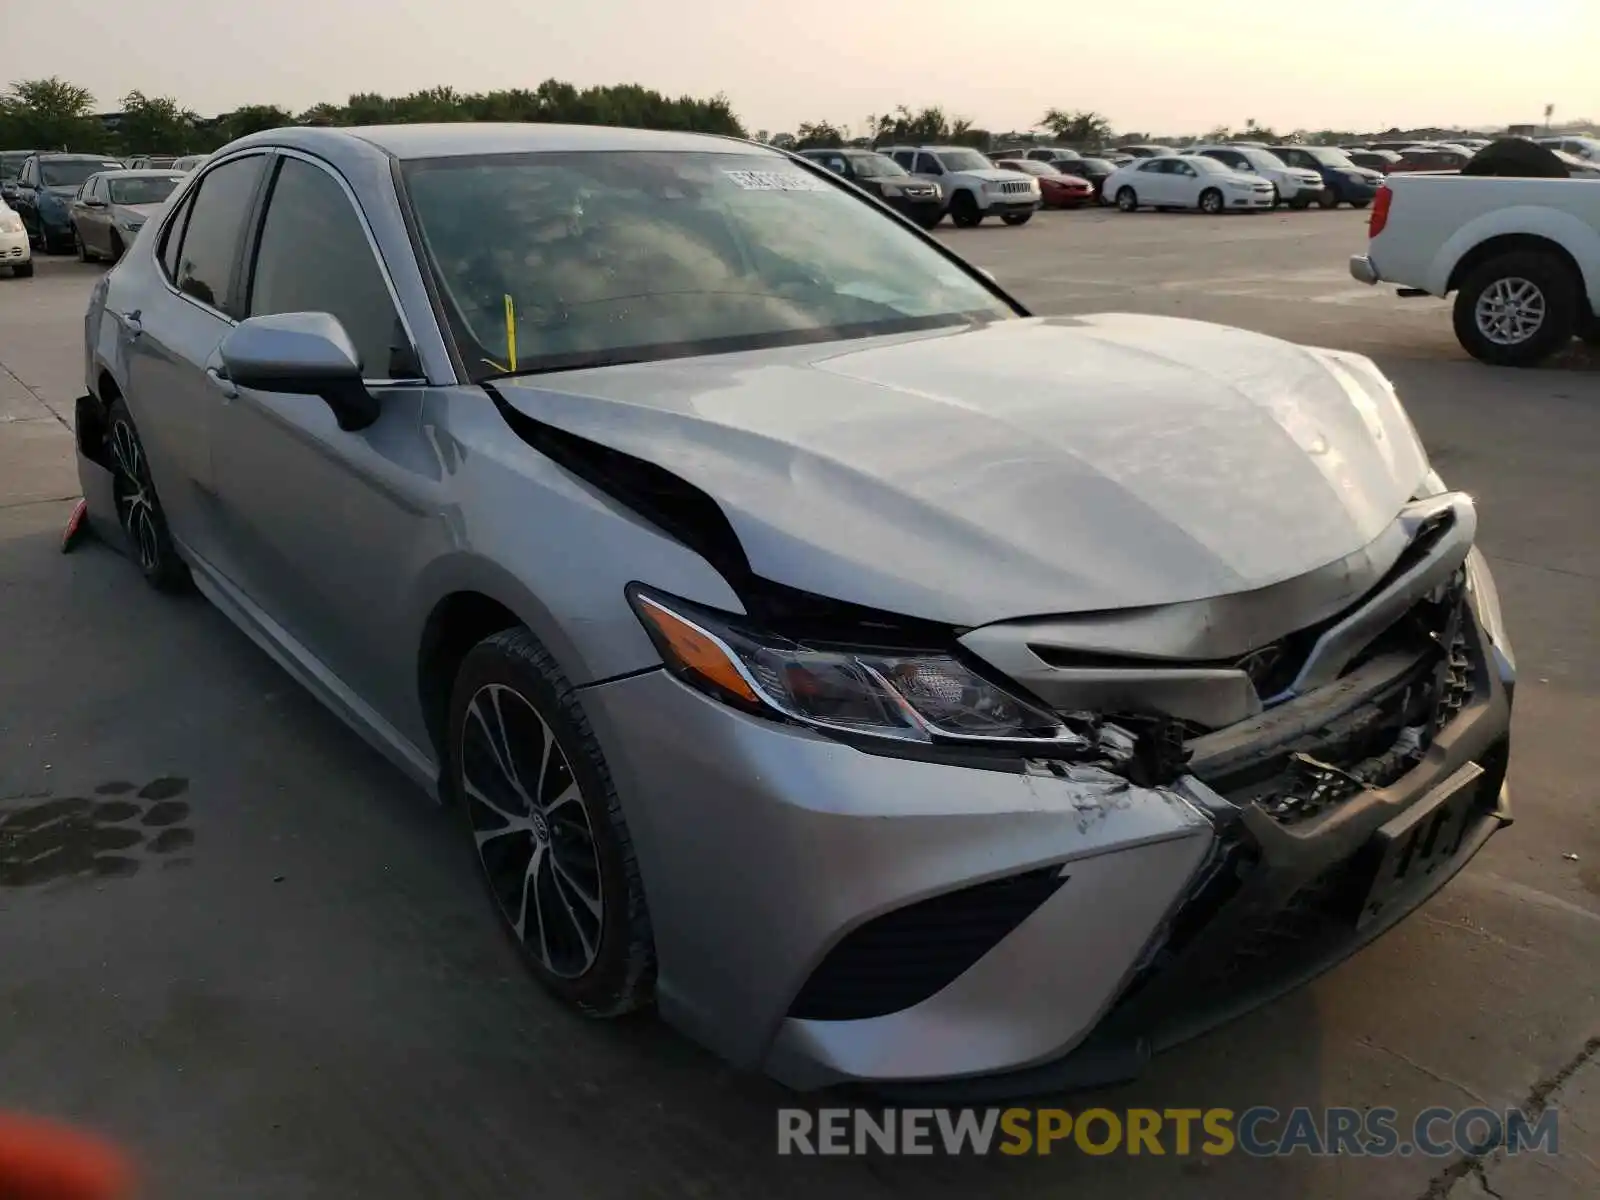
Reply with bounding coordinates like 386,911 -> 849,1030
1474,277 -> 1545,346
109,418 -> 161,574
460,682 -> 605,979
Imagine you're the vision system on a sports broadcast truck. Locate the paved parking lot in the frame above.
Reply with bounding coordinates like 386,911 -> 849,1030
1,208 -> 1597,1200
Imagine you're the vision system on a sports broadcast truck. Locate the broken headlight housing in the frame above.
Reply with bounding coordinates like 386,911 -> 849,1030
628,587 -> 1087,751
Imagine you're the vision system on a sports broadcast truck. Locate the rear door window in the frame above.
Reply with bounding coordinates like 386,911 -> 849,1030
172,154 -> 268,316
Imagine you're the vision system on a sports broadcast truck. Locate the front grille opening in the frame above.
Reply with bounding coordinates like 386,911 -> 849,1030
1207,585 -> 1478,826
787,866 -> 1067,1022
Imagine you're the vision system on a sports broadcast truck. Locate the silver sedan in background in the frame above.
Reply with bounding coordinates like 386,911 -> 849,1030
75,123 -> 1514,1095
69,169 -> 186,262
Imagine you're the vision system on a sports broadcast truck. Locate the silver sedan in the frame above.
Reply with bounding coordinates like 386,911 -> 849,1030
69,169 -> 186,262
75,123 -> 1514,1094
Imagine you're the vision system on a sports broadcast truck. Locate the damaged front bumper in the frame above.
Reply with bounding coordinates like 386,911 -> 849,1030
579,571 -> 1511,1095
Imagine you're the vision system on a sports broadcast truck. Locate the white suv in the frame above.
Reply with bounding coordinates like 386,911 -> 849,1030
0,198 -> 32,278
1186,145 -> 1326,209
881,145 -> 1041,227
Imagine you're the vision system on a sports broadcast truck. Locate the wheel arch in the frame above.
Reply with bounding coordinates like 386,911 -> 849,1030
416,589 -> 525,772
1445,234 -> 1586,310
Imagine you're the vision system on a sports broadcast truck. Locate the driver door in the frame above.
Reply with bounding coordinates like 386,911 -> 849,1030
209,152 -> 429,716
1168,160 -> 1201,206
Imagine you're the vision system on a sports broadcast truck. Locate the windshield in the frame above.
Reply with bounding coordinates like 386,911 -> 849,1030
848,153 -> 907,178
42,160 -> 122,188
402,151 -> 1013,380
1240,148 -> 1289,171
999,161 -> 1052,176
936,149 -> 993,172
1189,157 -> 1231,174
108,176 -> 183,205
1303,147 -> 1355,168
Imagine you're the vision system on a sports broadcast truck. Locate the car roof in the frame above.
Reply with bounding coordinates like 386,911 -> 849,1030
95,168 -> 188,179
224,122 -> 770,163
36,152 -> 123,161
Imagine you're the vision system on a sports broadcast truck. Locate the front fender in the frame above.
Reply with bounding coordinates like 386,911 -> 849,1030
1428,204 -> 1600,308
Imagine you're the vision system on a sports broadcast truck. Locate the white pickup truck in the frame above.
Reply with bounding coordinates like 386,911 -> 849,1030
1350,175 -> 1600,366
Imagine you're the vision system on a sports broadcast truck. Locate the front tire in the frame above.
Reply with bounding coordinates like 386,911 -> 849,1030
1318,190 -> 1339,210
1452,251 -> 1579,367
74,225 -> 92,262
109,231 -> 125,262
1289,195 -> 1312,210
448,627 -> 655,1018
1116,187 -> 1138,212
106,397 -> 188,591
1199,188 -> 1224,215
1351,200 -> 1371,210
10,261 -> 32,278
949,191 -> 983,227
1001,211 -> 1033,226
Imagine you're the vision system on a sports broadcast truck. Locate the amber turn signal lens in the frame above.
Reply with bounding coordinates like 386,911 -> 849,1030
634,597 -> 761,705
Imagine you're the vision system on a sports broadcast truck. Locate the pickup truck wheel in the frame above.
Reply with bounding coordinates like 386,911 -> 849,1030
949,191 -> 983,228
1453,252 -> 1579,367
1116,187 -> 1138,212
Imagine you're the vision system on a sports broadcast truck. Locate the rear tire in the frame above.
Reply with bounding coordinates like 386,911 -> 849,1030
950,191 -> 983,227
447,627 -> 655,1018
1451,251 -> 1579,367
1199,188 -> 1224,215
105,396 -> 189,591
1116,187 -> 1138,212
1351,200 -> 1371,210
1289,196 -> 1313,210
1318,190 -> 1339,210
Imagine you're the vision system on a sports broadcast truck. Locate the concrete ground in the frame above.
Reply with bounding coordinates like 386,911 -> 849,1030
0,207 -> 1596,1199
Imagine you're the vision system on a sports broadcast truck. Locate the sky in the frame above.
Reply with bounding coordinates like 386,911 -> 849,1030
8,0 -> 1596,137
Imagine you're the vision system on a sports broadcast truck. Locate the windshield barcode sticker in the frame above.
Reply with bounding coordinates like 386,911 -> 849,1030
724,169 -> 828,192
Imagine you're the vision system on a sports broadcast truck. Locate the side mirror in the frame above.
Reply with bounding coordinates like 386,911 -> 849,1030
84,197 -> 108,208
219,312 -> 380,432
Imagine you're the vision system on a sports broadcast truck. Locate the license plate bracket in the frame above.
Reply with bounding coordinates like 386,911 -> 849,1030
1357,761 -> 1484,929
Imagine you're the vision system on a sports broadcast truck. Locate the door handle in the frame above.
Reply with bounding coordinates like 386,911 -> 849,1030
205,366 -> 238,400
115,309 -> 142,339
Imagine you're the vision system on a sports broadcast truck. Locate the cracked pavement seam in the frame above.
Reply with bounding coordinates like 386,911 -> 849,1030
1419,1035 -> 1600,1199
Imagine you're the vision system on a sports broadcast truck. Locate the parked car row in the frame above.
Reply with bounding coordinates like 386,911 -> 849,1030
0,151 -> 187,266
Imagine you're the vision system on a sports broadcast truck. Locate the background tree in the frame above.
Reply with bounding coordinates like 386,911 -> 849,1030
0,77 -> 106,152
795,120 -> 845,149
216,105 -> 294,142
117,91 -> 202,153
1039,108 -> 1114,146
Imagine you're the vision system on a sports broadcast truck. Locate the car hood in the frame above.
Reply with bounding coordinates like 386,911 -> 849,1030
111,202 -> 163,222
495,314 -> 1430,626
965,168 -> 1033,183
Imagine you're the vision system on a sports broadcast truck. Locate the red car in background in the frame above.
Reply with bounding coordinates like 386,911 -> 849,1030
993,158 -> 1094,208
1386,146 -> 1471,174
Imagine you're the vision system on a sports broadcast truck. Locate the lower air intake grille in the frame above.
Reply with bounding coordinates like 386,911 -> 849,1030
787,866 -> 1067,1021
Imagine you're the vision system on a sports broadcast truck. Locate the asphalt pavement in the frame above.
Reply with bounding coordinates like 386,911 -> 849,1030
0,208 -> 1596,1199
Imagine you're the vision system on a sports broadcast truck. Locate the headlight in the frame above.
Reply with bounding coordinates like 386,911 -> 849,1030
878,183 -> 904,198
629,587 -> 1086,749
0,213 -> 22,234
